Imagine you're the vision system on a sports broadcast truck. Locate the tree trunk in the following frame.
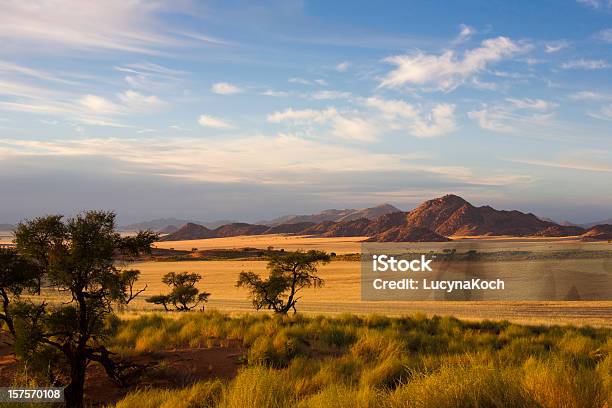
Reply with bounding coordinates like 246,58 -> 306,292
64,356 -> 87,408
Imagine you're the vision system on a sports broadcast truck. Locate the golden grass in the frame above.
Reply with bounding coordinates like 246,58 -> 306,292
17,234 -> 612,327
118,254 -> 612,327
110,312 -> 612,408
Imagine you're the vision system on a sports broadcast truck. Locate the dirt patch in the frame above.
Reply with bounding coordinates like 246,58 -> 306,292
0,341 -> 243,406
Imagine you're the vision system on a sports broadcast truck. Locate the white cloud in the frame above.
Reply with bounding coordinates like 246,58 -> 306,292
335,61 -> 350,72
503,156 -> 612,173
198,114 -> 233,129
597,28 -> 612,43
0,60 -> 77,84
506,98 -> 558,110
267,108 -> 336,124
310,90 -> 352,100
380,37 -> 527,91
468,98 -> 558,133
289,77 -> 312,85
568,91 -> 612,101
261,89 -> 291,97
544,40 -> 569,53
468,108 -> 515,133
576,0 -> 612,9
288,77 -> 328,86
329,116 -> 378,142
452,24 -> 475,45
364,97 -> 418,119
211,82 -> 243,95
118,90 -> 164,111
267,107 -> 378,142
560,59 -> 610,69
79,95 -> 121,115
0,135 -> 529,187
589,104 -> 612,121
410,104 -> 457,137
364,97 -> 457,138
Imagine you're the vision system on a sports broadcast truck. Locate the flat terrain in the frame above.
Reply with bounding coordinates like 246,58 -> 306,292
127,234 -> 612,327
153,234 -> 369,254
11,233 -> 612,326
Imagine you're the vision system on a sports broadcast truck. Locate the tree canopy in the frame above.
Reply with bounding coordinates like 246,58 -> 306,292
146,272 -> 211,311
0,211 -> 157,408
236,250 -> 330,314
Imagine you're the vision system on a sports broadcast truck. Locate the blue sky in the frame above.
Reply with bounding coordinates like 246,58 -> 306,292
0,0 -> 611,224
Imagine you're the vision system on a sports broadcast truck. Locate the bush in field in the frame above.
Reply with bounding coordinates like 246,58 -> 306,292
146,272 -> 211,311
236,250 -> 330,314
0,211 -> 156,408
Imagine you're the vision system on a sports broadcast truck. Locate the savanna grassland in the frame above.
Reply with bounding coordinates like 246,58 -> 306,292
1,232 -> 611,407
17,233 -> 612,325
109,312 -> 612,407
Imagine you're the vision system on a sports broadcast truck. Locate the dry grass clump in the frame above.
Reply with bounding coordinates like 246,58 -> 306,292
111,312 -> 611,408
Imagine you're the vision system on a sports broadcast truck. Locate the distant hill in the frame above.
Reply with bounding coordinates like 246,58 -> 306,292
158,225 -> 179,234
259,204 -> 401,226
0,224 -> 14,231
532,225 -> 585,237
160,223 -> 215,240
582,218 -> 612,229
160,222 -> 269,241
581,224 -> 612,240
157,195 -> 593,243
121,218 -> 236,232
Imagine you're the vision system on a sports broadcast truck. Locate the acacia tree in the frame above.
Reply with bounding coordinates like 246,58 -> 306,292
236,250 -> 330,314
146,272 -> 210,311
0,211 -> 157,408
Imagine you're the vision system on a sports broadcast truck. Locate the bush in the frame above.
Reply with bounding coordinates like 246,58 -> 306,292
220,366 -> 294,408
115,380 -> 223,408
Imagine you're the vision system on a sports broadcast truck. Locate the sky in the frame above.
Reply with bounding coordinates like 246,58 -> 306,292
0,0 -> 611,225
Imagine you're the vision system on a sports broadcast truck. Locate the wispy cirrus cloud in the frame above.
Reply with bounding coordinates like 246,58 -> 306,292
0,135 -> 533,188
560,59 -> 610,69
568,90 -> 612,100
503,156 -> 612,173
468,98 -> 558,133
544,40 -> 570,53
0,0 -> 185,55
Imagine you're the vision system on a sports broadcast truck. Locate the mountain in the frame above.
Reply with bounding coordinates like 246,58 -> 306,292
264,222 -> 317,234
158,225 -> 179,234
160,223 -> 215,241
0,224 -> 14,231
581,224 -> 612,240
532,225 -> 585,237
157,195 -> 592,243
212,223 -> 269,237
160,222 -> 268,241
259,204 -> 401,226
121,218 -> 236,232
366,226 -> 450,242
402,195 -> 555,237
